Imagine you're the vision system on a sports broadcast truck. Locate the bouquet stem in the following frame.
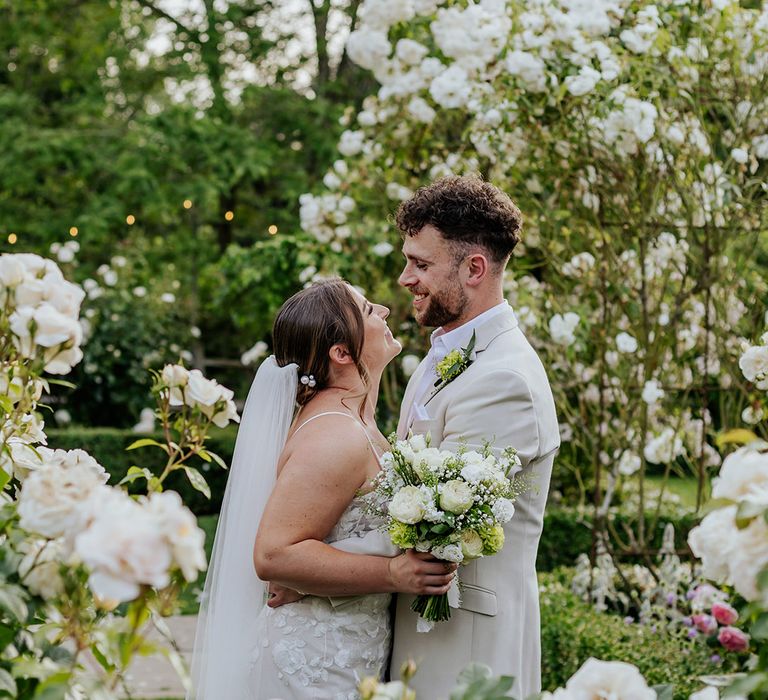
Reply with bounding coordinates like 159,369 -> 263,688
411,593 -> 451,622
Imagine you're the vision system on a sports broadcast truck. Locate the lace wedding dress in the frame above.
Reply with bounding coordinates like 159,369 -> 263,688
248,412 -> 394,699
248,495 -> 391,699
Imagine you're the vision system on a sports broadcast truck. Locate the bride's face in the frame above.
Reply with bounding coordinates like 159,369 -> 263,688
349,287 -> 402,370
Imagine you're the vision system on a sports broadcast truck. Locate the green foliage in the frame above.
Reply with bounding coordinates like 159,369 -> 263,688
46,428 -> 236,516
539,570 -> 727,698
537,508 -> 699,571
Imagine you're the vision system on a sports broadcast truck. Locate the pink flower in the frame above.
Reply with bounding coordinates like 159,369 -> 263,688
711,601 -> 738,626
692,613 -> 717,635
718,626 -> 750,652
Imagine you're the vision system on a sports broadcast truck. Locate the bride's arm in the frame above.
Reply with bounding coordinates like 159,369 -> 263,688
253,418 -> 454,597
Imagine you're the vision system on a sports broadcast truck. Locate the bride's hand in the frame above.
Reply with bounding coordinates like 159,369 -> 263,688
387,550 -> 457,595
267,582 -> 305,608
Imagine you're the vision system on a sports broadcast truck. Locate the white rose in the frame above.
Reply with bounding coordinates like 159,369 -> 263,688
0,255 -> 27,288
618,451 -> 642,476
401,354 -> 421,377
431,543 -> 463,563
730,516 -> 768,601
549,312 -> 580,346
740,345 -> 768,390
415,447 -> 446,477
372,241 -> 394,257
460,530 -> 484,559
211,398 -> 240,428
408,433 -> 428,452
19,538 -> 66,600
556,658 -> 656,700
162,364 -> 189,388
687,506 -> 738,583
439,479 -> 475,514
564,66 -> 602,97
241,341 -> 268,366
616,332 -> 638,353
76,493 -> 172,603
185,369 -> 221,408
145,491 -> 207,581
44,345 -> 83,375
491,498 -> 515,523
731,148 -> 749,164
5,439 -> 44,481
18,449 -> 109,539
641,379 -> 664,405
712,446 -> 768,502
395,38 -> 428,65
389,485 -> 429,524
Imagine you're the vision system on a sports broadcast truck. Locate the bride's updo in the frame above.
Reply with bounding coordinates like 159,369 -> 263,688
272,278 -> 370,406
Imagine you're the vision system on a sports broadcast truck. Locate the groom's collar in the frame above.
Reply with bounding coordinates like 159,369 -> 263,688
430,301 -> 515,360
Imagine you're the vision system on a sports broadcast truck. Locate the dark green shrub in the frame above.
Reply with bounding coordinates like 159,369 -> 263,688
537,509 -> 700,571
46,427 -> 236,516
539,569 -> 730,697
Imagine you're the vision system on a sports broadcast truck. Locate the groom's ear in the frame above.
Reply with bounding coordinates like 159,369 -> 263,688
464,253 -> 489,287
329,343 -> 354,365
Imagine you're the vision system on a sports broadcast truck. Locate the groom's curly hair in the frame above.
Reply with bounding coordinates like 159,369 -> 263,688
395,175 -> 523,267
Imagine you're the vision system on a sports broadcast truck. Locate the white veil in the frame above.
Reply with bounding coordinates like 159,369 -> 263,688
187,355 -> 298,699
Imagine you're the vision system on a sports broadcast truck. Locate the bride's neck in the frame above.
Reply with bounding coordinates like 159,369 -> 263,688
321,370 -> 381,423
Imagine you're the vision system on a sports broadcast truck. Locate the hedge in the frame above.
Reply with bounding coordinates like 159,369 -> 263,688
539,569 -> 730,697
537,509 -> 700,571
46,427 -> 237,516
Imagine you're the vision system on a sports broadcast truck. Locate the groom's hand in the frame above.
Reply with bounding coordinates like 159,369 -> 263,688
266,582 -> 305,608
388,550 -> 457,595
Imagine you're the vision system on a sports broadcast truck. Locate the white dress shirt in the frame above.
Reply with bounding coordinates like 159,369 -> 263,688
407,301 -> 510,426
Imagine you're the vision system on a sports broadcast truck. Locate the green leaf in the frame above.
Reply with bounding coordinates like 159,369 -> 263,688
127,438 -> 166,451
0,586 -> 28,622
716,429 -> 759,449
0,668 -> 16,696
752,612 -> 768,640
206,450 -> 228,470
43,378 -> 76,390
736,500 -> 765,529
32,675 -> 70,700
0,623 -> 15,652
0,470 -> 10,493
118,466 -> 153,486
197,449 -> 212,463
652,684 -> 674,700
0,396 -> 13,416
184,466 -> 211,499
724,672 -> 767,697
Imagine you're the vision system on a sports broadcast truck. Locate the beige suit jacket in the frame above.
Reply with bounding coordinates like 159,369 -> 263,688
391,306 -> 559,699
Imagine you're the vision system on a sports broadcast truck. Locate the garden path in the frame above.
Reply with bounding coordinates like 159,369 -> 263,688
122,615 -> 197,699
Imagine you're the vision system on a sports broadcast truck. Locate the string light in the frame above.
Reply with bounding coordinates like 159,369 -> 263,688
224,210 -> 234,221
8,233 -> 17,244
126,215 -> 136,225
69,226 -> 78,237
183,199 -> 193,209
268,225 -> 278,235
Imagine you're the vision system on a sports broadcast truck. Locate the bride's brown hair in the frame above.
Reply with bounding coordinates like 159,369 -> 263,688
272,278 -> 370,414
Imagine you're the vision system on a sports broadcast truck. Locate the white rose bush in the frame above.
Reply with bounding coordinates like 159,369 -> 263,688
368,432 -> 523,625
0,253 -> 237,697
295,0 -> 768,582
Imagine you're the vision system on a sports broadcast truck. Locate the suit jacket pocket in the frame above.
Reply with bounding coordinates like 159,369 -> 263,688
459,583 -> 497,616
409,418 -> 437,439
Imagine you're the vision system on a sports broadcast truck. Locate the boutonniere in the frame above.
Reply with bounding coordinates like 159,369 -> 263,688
424,331 -> 477,405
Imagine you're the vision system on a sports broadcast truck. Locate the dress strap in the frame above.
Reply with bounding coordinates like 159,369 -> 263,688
293,411 -> 381,458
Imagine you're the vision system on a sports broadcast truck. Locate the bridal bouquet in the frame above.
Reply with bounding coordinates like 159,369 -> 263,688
368,433 -> 523,625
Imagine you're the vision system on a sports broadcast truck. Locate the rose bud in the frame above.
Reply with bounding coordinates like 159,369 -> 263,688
711,601 -> 738,626
718,626 -> 750,652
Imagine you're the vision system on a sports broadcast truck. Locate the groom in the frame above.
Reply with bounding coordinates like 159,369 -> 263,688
390,176 -> 559,699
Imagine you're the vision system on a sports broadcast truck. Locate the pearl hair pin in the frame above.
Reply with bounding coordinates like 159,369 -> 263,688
300,374 -> 316,388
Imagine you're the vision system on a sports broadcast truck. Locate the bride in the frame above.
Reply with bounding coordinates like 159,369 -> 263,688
189,278 -> 455,699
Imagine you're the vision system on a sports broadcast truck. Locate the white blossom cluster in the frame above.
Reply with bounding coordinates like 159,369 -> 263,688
160,364 -> 240,428
0,253 -> 85,374
15,447 -> 206,603
688,445 -> 768,602
739,331 -> 768,391
370,432 -> 522,564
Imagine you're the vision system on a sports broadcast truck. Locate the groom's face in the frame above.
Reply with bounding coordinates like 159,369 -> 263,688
398,224 -> 469,330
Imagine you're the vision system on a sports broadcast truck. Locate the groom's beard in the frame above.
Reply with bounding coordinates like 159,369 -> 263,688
416,281 -> 469,328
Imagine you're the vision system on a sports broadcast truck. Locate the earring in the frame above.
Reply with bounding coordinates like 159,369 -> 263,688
300,374 -> 316,388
